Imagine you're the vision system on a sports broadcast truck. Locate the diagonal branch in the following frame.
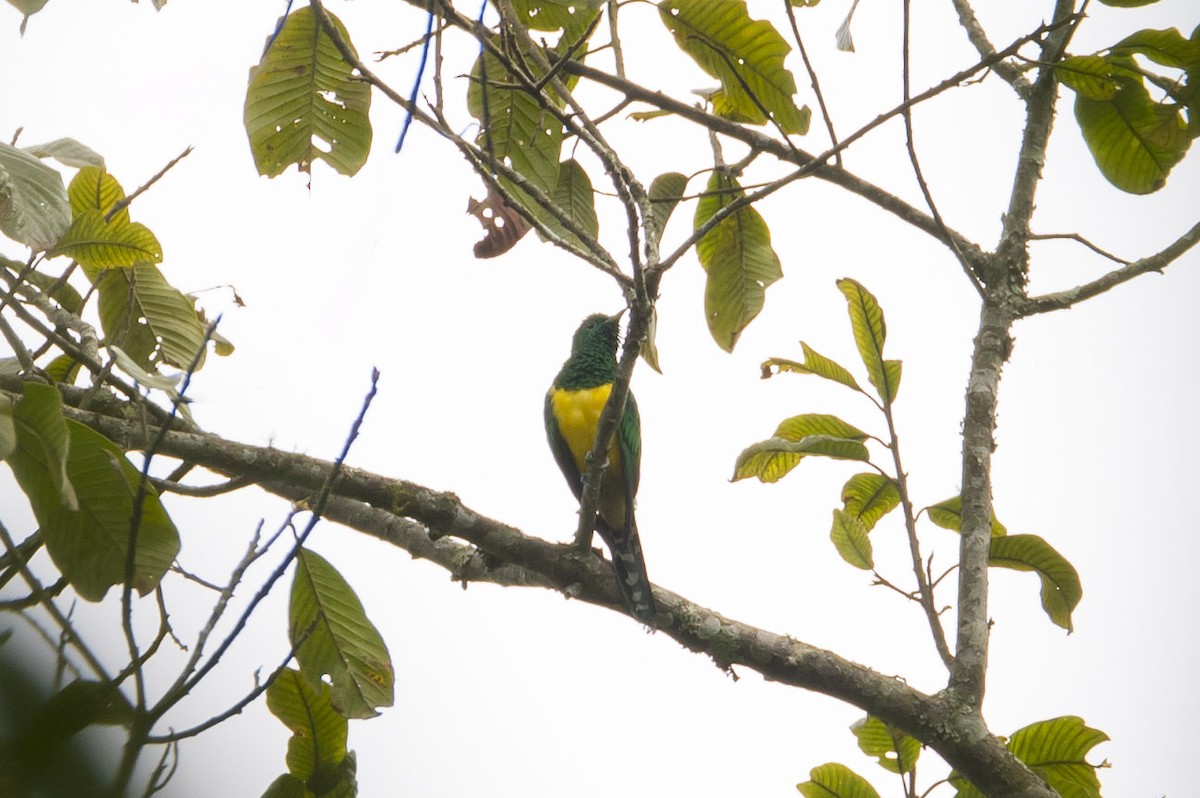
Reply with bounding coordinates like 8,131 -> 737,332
20,377 -> 1057,796
950,0 -> 1033,98
1020,219 -> 1200,315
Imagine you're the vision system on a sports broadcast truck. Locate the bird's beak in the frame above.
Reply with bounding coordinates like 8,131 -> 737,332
610,307 -> 628,323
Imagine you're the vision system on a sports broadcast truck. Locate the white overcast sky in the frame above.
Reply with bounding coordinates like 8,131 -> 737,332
2,1 -> 1199,796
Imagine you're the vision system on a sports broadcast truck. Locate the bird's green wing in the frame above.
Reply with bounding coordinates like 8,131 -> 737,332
544,390 -> 584,502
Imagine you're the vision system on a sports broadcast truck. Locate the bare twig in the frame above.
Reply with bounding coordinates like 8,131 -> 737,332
1029,232 -> 1132,266
106,147 -> 194,223
783,0 -> 840,165
1021,220 -> 1200,315
900,0 -> 985,296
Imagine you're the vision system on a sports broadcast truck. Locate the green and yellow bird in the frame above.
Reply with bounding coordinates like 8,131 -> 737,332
545,312 -> 656,623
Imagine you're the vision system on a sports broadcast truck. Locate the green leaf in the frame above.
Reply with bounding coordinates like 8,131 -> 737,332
244,5 -> 373,177
640,305 -> 663,374
776,414 -> 868,442
1097,0 -> 1160,7
694,171 -> 783,352
796,762 -> 881,798
1055,55 -> 1125,100
15,266 -> 85,314
830,509 -> 873,570
840,473 -> 899,532
836,278 -> 900,404
43,354 -> 83,386
9,382 -> 76,510
951,717 -> 1108,798
9,409 -> 179,601
659,0 -> 810,134
30,680 -> 135,741
67,166 -> 128,224
266,668 -> 349,787
925,495 -> 1007,537
23,138 -> 105,170
1111,27 -> 1200,70
1074,73 -> 1189,193
91,262 -> 208,371
851,715 -> 920,775
261,774 -> 307,798
290,548 -> 394,720
50,209 -> 163,269
540,159 -> 598,248
0,141 -> 72,251
761,342 -> 863,392
648,171 -> 688,240
735,436 -> 868,481
12,680 -> 135,774
0,393 -> 16,463
1008,717 -> 1108,797
511,0 -> 600,34
7,0 -> 50,34
467,40 -> 564,224
732,414 -> 867,482
989,534 -> 1083,632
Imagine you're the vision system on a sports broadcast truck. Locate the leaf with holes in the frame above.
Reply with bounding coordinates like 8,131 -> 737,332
290,548 -> 394,719
244,5 -> 372,177
467,40 -> 564,229
266,668 -> 349,788
659,0 -> 810,133
511,0 -> 601,35
851,715 -> 920,775
90,263 -> 207,371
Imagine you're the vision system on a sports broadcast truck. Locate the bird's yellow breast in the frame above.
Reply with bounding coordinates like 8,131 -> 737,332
550,384 -> 620,472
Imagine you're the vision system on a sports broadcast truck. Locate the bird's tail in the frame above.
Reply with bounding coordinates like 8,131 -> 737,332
595,518 -> 657,625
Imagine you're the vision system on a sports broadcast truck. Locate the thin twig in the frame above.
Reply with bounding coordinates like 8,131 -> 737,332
901,0 -> 984,296
1029,232 -> 1131,266
783,0 -> 840,165
1021,220 -> 1200,315
106,147 -> 194,223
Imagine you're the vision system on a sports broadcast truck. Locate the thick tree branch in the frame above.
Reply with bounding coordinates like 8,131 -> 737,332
4,376 -> 1056,796
995,1 -> 1082,281
950,0 -> 1033,97
949,297 -> 1014,707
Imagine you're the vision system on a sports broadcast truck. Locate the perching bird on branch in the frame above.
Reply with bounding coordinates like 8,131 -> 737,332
545,312 -> 656,623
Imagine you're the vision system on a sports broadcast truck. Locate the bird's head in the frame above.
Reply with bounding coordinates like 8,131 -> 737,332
571,310 -> 624,356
